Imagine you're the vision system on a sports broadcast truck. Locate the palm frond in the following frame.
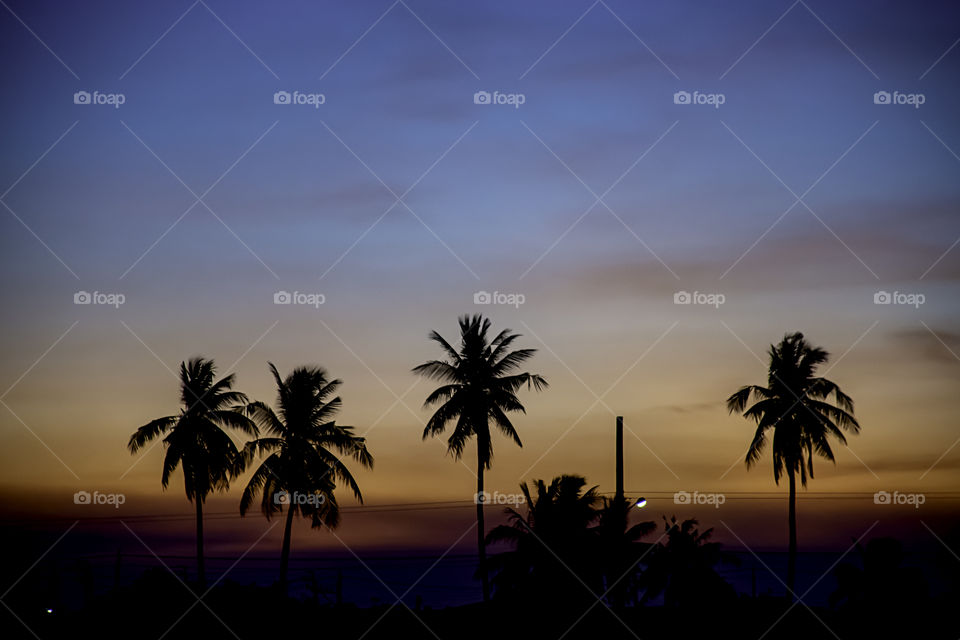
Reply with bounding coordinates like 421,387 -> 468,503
127,416 -> 177,452
426,330 -> 462,363
412,360 -> 461,383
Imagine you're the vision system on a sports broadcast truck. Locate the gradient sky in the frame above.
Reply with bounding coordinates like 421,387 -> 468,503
1,0 -> 959,560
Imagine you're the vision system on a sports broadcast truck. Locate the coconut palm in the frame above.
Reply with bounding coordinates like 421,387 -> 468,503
726,332 -> 860,597
485,475 -> 602,603
127,357 -> 257,588
239,364 -> 372,594
595,495 -> 657,608
413,314 -> 547,602
639,516 -> 735,607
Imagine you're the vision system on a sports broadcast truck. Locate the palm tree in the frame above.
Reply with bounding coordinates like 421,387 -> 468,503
639,516 -> 735,607
413,314 -> 547,603
726,332 -> 860,597
485,475 -> 602,604
127,357 -> 257,588
239,364 -> 372,594
595,495 -> 657,608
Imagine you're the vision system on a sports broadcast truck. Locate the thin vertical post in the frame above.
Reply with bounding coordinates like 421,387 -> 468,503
615,416 -> 624,501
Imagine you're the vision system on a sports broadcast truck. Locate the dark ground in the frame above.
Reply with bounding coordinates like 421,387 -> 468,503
2,574 -> 954,640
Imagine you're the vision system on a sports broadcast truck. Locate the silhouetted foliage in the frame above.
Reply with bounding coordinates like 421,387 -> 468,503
640,516 -> 737,608
413,314 -> 546,602
485,475 -> 602,605
127,357 -> 257,587
727,332 -> 860,595
595,495 -> 657,608
239,363 -> 372,593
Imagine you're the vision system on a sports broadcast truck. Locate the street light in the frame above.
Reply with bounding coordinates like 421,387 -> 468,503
634,497 -> 647,509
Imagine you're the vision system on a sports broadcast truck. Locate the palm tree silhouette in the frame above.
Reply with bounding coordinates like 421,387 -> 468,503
595,495 -> 657,608
413,314 -> 547,602
239,364 -> 372,594
485,475 -> 602,603
127,357 -> 257,588
640,516 -> 735,607
726,332 -> 860,597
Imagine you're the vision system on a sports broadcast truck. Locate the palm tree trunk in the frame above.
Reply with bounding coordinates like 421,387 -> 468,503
787,469 -> 797,600
477,457 -> 490,603
195,497 -> 206,589
279,504 -> 296,595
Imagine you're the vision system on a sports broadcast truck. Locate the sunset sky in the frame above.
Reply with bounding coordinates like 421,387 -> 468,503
1,0 -> 959,562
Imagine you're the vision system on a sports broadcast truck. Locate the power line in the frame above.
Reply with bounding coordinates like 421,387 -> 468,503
3,492 -> 958,526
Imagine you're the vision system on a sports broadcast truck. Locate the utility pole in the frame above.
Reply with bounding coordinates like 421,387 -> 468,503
615,416 -> 624,502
